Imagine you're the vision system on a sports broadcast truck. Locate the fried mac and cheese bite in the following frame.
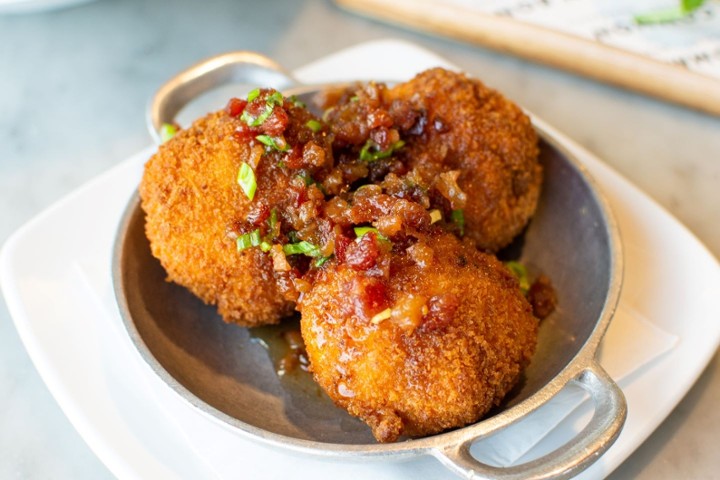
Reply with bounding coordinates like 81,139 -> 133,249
140,89 -> 335,326
140,68 -> 548,442
318,68 -> 542,252
299,229 -> 538,442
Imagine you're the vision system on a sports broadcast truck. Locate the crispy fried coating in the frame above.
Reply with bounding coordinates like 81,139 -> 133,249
140,92 -> 334,326
318,68 -> 541,252
140,71 -> 543,440
299,230 -> 538,442
140,111 -> 290,325
388,68 -> 541,252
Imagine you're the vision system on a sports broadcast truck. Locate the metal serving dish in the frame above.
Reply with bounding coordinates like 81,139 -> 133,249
113,53 -> 626,479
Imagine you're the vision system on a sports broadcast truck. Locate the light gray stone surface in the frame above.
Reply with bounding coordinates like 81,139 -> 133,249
0,0 -> 718,478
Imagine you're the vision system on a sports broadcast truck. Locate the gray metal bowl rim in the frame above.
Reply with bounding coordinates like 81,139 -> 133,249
118,50 -> 628,479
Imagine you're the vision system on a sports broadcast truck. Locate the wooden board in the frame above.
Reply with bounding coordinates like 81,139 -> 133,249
337,0 -> 720,116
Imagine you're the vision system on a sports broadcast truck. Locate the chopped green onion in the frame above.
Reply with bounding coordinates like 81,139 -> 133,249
359,141 -> 373,161
297,172 -> 314,186
160,123 -> 177,143
314,255 -> 331,267
241,91 -> 285,127
451,209 -> 465,237
306,119 -> 322,133
283,241 -> 321,257
268,208 -> 279,237
354,226 -> 377,237
296,172 -> 327,195
267,91 -> 284,105
237,229 -> 273,253
359,139 -> 405,162
256,134 -> 289,152
237,162 -> 257,201
236,234 -> 252,251
354,226 -> 389,243
289,95 -> 306,108
249,229 -> 261,246
505,261 -> 530,294
246,88 -> 260,102
236,228 -> 262,251
269,208 -> 278,227
350,96 -> 359,102
241,104 -> 273,127
429,209 -> 442,224
287,231 -> 300,243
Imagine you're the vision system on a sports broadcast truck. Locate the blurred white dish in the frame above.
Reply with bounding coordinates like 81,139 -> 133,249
0,0 -> 95,14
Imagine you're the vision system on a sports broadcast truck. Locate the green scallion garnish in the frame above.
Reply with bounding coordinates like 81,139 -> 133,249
283,241 -> 321,257
241,91 -> 285,127
289,95 -> 306,108
505,260 -> 531,294
256,134 -> 289,152
306,119 -> 322,133
246,88 -> 260,102
354,226 -> 389,243
314,255 -> 331,267
160,123 -> 177,143
297,172 -> 314,186
249,229 -> 261,245
241,104 -> 273,127
237,162 -> 257,201
268,208 -> 278,235
237,228 -> 262,251
236,235 -> 252,251
296,172 -> 327,195
296,171 -> 322,188
451,209 -> 465,237
237,229 -> 273,253
359,139 -> 405,162
354,226 -> 377,237
267,91 -> 283,105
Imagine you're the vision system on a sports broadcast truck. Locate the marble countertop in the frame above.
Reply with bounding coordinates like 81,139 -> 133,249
1,0 -> 718,478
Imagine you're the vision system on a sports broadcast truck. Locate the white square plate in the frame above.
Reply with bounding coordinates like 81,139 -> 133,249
2,39 -> 719,479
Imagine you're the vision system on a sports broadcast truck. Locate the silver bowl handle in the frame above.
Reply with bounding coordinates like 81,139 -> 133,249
146,51 -> 298,143
433,362 -> 627,480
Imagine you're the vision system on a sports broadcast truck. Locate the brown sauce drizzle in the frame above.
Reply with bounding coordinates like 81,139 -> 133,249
249,316 -> 312,378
